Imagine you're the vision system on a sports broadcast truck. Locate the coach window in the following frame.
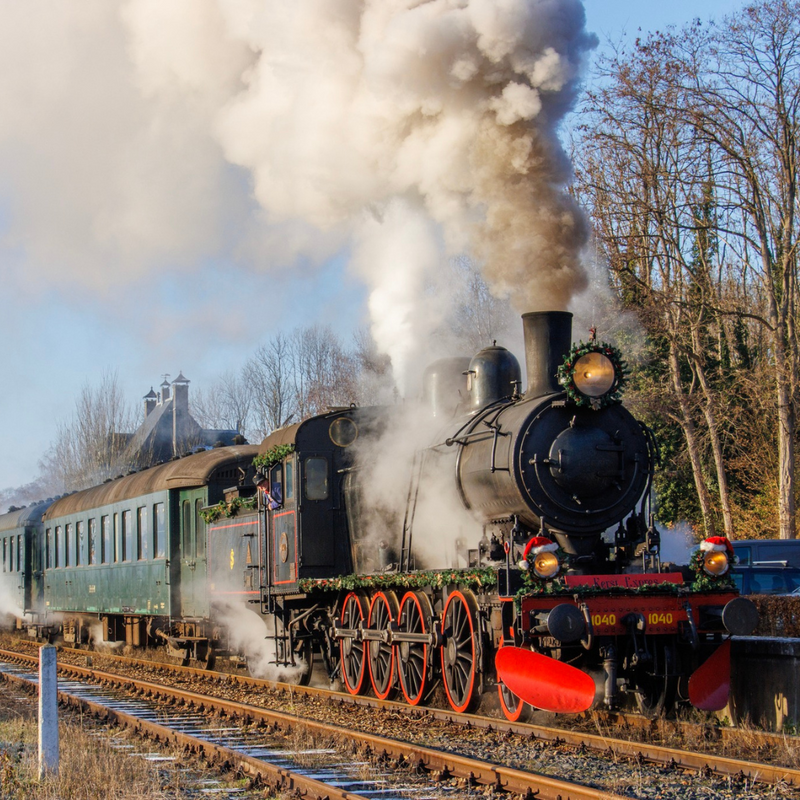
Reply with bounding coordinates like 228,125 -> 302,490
113,513 -> 120,562
17,535 -> 22,572
45,529 -> 52,569
2,539 -> 5,572
122,510 -> 133,561
102,516 -> 111,564
305,457 -> 329,501
182,500 -> 192,559
88,519 -> 97,565
154,503 -> 165,558
76,521 -> 84,566
285,457 -> 294,500
137,507 -> 148,560
56,526 -> 63,568
195,499 -> 206,559
65,523 -> 73,567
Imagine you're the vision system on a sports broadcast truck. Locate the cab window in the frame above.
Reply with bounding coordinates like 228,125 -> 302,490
269,463 -> 283,509
305,457 -> 329,501
285,458 -> 294,500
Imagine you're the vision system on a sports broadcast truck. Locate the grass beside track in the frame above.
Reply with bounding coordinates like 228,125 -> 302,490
0,683 -> 271,799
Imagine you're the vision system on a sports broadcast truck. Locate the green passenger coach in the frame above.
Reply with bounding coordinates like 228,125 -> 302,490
41,446 -> 259,659
0,500 -> 52,621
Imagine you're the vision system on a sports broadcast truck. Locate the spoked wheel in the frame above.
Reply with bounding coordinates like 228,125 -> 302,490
340,592 -> 368,695
395,591 -> 433,706
497,679 -> 531,722
634,638 -> 678,717
441,589 -> 480,714
367,591 -> 398,700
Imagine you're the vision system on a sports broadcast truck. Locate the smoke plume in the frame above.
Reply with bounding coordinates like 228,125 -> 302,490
0,0 -> 595,391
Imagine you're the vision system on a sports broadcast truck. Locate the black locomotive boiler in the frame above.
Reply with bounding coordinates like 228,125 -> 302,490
207,311 -> 758,716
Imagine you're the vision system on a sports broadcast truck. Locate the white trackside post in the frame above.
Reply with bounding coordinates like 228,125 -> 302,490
38,644 -> 59,778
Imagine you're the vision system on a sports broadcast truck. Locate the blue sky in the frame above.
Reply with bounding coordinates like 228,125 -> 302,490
0,0 -> 749,495
584,0 -> 744,42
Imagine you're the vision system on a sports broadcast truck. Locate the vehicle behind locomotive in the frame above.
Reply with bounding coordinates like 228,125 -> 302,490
0,310 -> 757,717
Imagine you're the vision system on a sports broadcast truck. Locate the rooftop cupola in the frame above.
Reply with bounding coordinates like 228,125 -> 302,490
172,371 -> 190,412
143,387 -> 157,417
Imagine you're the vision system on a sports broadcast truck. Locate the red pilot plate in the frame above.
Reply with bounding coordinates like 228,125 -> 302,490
495,647 -> 596,714
688,638 -> 731,711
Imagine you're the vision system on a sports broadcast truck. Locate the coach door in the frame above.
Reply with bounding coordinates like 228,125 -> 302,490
179,489 -> 210,619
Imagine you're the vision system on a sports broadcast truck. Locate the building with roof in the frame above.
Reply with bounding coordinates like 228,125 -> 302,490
121,372 -> 243,467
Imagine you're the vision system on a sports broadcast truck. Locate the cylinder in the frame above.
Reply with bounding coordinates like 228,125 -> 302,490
522,311 -> 573,398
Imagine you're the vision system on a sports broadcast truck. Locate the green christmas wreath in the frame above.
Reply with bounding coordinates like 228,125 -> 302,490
689,548 -> 735,592
253,443 -> 295,475
557,340 -> 628,409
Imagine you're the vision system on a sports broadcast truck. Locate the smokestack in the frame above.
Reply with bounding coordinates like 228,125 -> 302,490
522,311 -> 572,398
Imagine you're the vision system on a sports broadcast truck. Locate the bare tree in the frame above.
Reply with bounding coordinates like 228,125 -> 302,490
191,370 -> 252,438
447,257 -> 514,353
574,2 -> 800,539
291,325 -> 358,419
576,34 -> 734,536
675,1 -> 800,538
245,332 -> 297,439
39,371 -> 140,493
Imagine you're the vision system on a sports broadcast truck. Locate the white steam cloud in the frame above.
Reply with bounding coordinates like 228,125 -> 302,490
214,601 -> 306,682
0,0 -> 595,392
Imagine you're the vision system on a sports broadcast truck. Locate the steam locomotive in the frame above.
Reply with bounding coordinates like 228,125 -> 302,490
0,311 -> 757,717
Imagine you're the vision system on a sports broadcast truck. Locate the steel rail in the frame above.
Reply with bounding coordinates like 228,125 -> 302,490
0,669 -> 371,800
48,642 -> 794,751
4,645 -> 798,788
0,649 -> 629,800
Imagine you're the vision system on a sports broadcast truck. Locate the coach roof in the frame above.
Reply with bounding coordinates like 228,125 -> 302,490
43,445 -> 260,519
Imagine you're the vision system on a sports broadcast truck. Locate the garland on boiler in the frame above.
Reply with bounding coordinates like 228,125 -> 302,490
557,340 -> 628,408
298,567 -> 497,595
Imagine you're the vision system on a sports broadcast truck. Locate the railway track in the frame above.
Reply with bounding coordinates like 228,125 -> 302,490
23,643 -> 800,781
0,643 -> 798,798
0,651 -> 630,800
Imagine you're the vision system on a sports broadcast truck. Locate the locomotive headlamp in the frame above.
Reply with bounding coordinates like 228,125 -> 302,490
521,536 -> 561,579
557,340 -> 627,408
697,536 -> 734,577
703,550 -> 730,577
572,352 -> 616,397
533,550 -> 560,579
